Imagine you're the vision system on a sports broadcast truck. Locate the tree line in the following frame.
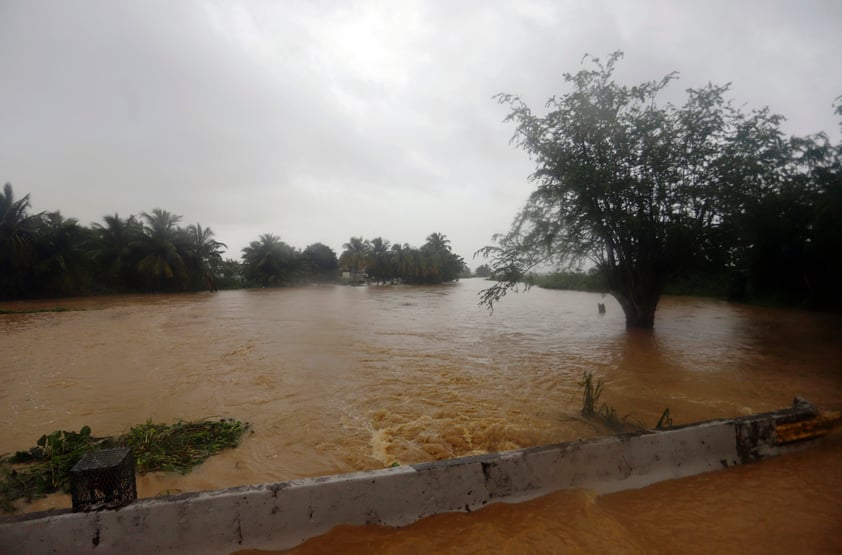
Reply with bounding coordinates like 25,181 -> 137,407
0,185 -> 466,300
0,194 -> 235,299
239,232 -> 466,287
480,52 -> 842,327
338,234 -> 467,285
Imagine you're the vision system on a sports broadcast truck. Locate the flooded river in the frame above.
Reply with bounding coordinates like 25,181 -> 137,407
2,279 -> 841,552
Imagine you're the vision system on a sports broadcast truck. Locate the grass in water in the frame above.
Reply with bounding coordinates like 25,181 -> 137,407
579,371 -> 605,417
578,371 -> 671,433
0,418 -> 249,513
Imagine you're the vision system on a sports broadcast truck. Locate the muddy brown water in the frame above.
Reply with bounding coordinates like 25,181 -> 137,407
2,279 -> 841,552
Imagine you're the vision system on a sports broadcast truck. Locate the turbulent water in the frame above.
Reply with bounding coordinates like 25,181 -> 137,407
2,279 -> 841,552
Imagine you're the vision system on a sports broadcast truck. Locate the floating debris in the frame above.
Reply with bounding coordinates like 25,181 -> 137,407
0,418 -> 249,512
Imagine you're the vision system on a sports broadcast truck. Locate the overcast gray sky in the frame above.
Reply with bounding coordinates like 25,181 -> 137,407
2,0 -> 841,266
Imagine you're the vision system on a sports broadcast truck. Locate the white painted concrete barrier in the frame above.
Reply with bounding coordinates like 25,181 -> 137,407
0,399 -> 833,554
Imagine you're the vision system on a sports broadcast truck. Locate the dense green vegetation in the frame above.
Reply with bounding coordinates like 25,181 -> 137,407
530,270 -> 607,293
480,52 -> 842,327
339,232 -> 467,285
0,189 -> 234,299
0,419 -> 249,512
0,182 -> 466,299
534,269 -> 745,299
121,419 -> 249,474
473,264 -> 492,278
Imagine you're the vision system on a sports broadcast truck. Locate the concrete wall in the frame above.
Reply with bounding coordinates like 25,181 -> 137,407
0,401 -> 825,555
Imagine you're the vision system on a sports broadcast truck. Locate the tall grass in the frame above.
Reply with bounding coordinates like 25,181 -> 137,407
578,371 -> 671,433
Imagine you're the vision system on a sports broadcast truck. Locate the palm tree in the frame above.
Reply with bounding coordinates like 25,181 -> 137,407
367,237 -> 392,284
241,233 -> 302,286
141,208 -> 182,238
185,223 -> 227,290
90,213 -> 143,288
186,223 -> 226,262
424,232 -> 451,254
0,183 -> 44,298
339,236 -> 370,280
135,209 -> 189,290
31,211 -> 92,296
0,182 -> 42,265
418,233 -> 465,283
390,242 -> 412,281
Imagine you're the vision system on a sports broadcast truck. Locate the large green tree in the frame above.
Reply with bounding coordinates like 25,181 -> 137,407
302,242 -> 339,281
339,236 -> 370,279
241,233 -> 303,286
802,118 -> 842,307
366,237 -> 392,284
0,183 -> 41,257
390,242 -> 412,279
135,209 -> 190,290
479,52 -> 788,328
420,232 -> 465,283
90,213 -> 144,290
31,211 -> 93,296
185,223 -> 227,290
733,106 -> 842,307
0,186 -> 241,297
0,183 -> 44,298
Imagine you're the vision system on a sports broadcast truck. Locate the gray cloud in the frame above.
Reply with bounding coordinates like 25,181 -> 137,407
2,0 -> 840,264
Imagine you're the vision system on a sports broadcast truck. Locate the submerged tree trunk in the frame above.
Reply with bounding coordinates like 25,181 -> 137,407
615,295 -> 658,329
610,270 -> 662,329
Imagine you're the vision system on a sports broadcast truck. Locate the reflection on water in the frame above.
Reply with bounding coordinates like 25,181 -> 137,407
1,280 -> 841,551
